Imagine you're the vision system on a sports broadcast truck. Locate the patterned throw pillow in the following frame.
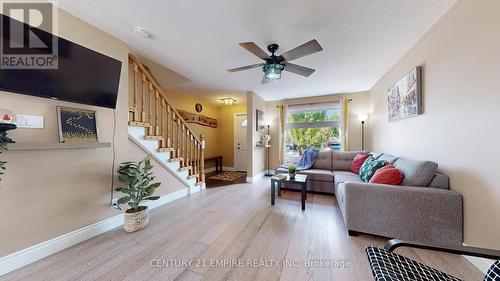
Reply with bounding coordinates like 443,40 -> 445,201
359,156 -> 386,182
351,153 -> 369,174
369,164 -> 404,185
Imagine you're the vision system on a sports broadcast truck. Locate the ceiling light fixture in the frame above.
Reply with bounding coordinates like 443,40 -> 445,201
220,98 -> 237,105
263,63 -> 285,81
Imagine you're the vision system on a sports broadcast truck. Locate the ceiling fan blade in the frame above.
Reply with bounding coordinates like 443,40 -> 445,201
227,63 -> 264,73
239,42 -> 270,60
284,63 -> 316,77
280,39 -> 323,62
262,76 -> 272,84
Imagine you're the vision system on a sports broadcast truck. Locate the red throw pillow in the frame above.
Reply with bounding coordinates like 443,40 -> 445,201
351,153 -> 369,174
369,164 -> 404,185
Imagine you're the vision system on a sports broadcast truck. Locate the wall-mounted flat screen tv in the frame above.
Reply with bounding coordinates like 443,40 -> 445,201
0,14 -> 122,109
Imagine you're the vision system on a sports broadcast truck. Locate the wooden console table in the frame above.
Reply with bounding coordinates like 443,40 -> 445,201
205,156 -> 223,173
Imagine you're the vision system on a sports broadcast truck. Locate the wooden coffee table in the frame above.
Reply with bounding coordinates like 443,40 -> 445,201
270,174 -> 308,210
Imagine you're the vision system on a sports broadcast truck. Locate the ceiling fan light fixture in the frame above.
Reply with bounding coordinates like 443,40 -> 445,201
220,98 -> 237,105
263,63 -> 284,80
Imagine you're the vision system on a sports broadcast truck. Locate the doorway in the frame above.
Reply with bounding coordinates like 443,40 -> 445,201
234,113 -> 247,172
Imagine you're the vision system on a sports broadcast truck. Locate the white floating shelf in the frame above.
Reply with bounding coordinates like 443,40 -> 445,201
7,142 -> 111,151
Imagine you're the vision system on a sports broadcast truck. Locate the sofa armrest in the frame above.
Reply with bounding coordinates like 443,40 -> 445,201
342,182 -> 463,244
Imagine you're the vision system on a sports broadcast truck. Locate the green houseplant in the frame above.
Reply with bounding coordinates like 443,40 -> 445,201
0,132 -> 8,181
288,163 -> 297,179
115,155 -> 161,232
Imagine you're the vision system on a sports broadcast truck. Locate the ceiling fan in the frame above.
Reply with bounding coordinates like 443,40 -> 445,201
227,39 -> 323,84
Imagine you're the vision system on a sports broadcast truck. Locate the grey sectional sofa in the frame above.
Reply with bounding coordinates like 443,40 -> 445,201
275,150 -> 463,244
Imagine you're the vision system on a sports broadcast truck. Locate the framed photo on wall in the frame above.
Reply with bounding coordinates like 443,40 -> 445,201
57,106 -> 99,143
256,110 -> 265,132
388,66 -> 422,122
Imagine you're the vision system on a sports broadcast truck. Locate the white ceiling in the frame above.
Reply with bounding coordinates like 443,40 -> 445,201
55,0 -> 456,101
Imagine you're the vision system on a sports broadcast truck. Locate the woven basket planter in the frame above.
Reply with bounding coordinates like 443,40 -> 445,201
123,207 -> 149,233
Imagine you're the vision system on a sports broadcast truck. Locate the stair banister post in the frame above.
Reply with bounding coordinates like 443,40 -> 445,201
131,62 -> 138,121
148,81 -> 154,135
200,134 -> 205,183
141,73 -> 147,122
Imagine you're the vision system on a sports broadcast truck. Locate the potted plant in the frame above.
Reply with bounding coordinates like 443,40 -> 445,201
0,109 -> 16,182
115,155 -> 161,232
288,163 -> 297,179
0,130 -> 9,181
0,140 -> 6,181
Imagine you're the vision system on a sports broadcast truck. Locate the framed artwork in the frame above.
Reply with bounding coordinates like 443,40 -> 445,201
177,109 -> 217,128
57,106 -> 99,143
388,66 -> 422,122
256,110 -> 265,132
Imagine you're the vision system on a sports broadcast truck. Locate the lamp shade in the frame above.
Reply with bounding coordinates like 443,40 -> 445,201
358,114 -> 369,122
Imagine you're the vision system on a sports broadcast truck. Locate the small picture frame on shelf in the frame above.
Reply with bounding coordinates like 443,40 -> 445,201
57,106 -> 99,143
256,110 -> 265,132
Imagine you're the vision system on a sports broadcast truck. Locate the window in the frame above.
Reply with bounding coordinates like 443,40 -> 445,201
285,102 -> 341,163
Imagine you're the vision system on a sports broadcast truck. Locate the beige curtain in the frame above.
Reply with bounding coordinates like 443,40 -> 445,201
341,99 -> 349,151
279,105 -> 285,164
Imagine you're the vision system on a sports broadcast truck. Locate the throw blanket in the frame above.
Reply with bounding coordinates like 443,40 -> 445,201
296,149 -> 320,170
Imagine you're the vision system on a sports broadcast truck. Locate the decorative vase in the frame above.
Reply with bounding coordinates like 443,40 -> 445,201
0,109 -> 17,144
289,173 -> 296,179
123,206 -> 149,233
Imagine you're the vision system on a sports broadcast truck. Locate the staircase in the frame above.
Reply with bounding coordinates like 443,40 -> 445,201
127,54 -> 205,189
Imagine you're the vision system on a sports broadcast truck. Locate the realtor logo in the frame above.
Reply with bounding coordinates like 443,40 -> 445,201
0,0 -> 58,69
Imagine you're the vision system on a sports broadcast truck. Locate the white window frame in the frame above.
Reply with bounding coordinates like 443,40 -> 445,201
285,121 -> 341,129
284,101 -> 343,163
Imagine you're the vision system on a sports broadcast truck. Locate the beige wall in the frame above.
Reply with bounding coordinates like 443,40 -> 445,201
0,9 -> 186,257
246,92 -> 268,178
368,0 -> 500,249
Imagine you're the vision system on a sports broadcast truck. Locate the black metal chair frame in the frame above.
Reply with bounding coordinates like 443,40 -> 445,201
373,239 -> 500,280
385,239 -> 500,260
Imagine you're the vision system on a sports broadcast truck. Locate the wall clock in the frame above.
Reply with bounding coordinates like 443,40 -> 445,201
195,103 -> 203,113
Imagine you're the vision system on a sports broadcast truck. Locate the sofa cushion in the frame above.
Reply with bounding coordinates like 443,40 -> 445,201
351,154 -> 369,174
333,171 -> 363,187
394,158 -> 438,187
298,169 -> 334,182
427,173 -> 450,189
378,153 -> 398,164
369,164 -> 404,185
359,156 -> 387,182
333,150 -> 369,171
369,152 -> 384,159
312,149 -> 333,170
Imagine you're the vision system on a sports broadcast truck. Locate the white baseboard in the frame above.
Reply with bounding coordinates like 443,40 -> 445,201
462,243 -> 495,274
0,187 -> 202,277
246,171 -> 265,183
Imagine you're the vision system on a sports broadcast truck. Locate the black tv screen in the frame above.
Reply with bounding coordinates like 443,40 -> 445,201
0,14 -> 122,109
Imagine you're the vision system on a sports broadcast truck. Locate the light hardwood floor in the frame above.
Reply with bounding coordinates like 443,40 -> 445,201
3,179 -> 483,281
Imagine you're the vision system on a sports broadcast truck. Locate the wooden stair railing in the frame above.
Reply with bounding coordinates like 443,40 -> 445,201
128,54 -> 205,185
